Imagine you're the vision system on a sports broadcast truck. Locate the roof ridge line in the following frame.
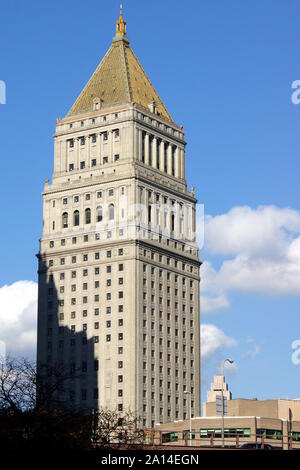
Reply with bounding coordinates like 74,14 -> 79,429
127,46 -> 173,123
119,41 -> 132,103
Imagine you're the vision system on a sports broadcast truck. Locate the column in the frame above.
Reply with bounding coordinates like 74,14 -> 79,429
152,136 -> 157,169
109,130 -> 113,163
175,146 -> 181,179
180,148 -> 185,180
167,143 -> 172,175
138,129 -> 142,162
145,133 -> 149,165
160,140 -> 164,172
76,138 -> 80,170
87,134 -> 91,167
97,132 -> 101,163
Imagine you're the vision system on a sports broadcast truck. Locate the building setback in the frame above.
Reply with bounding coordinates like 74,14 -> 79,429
37,9 -> 201,428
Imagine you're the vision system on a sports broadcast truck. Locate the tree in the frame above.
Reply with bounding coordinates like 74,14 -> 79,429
91,408 -> 145,449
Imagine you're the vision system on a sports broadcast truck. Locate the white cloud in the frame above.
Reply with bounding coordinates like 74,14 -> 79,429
199,205 -> 300,312
204,205 -> 300,258
0,281 -> 38,358
201,324 -> 236,359
201,294 -> 229,313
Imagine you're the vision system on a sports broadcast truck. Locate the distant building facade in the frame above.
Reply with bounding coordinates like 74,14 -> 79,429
37,9 -> 201,428
156,399 -> 300,449
203,374 -> 232,416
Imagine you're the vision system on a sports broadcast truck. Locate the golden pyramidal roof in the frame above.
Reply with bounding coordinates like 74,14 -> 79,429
67,8 -> 173,122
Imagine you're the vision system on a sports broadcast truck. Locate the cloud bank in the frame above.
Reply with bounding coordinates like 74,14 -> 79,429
201,205 -> 300,312
0,280 -> 37,358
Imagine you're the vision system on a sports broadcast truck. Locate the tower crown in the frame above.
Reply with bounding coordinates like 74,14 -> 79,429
115,5 -> 127,39
66,8 -> 173,122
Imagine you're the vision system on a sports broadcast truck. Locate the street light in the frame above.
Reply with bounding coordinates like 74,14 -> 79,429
221,358 -> 234,448
184,390 -> 192,446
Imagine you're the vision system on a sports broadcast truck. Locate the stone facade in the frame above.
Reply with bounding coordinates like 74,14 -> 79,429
37,10 -> 201,428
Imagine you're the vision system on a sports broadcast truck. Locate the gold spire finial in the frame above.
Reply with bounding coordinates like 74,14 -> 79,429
116,4 -> 126,37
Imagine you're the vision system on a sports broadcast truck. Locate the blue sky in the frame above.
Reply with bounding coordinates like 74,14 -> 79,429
0,0 -> 300,406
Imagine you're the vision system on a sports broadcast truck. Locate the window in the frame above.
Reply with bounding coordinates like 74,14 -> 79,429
149,135 -> 153,166
156,139 -> 161,169
62,212 -> 68,228
74,195 -> 79,203
74,210 -> 80,226
92,159 -> 96,167
103,132 -> 108,141
141,131 -> 146,163
115,129 -> 119,138
103,156 -> 108,164
171,146 -> 176,176
164,143 -> 168,172
108,204 -> 114,220
108,189 -> 114,197
69,139 -> 74,148
85,208 -> 91,224
49,241 -> 54,248
114,154 -> 120,162
80,137 -> 85,145
63,198 -> 68,205
91,134 -> 96,143
97,206 -> 103,222
97,191 -> 102,199
80,161 -> 85,169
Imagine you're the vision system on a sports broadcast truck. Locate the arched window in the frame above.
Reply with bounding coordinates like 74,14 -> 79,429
62,212 -> 68,228
97,206 -> 103,222
74,210 -> 80,226
108,204 -> 114,221
85,208 -> 91,224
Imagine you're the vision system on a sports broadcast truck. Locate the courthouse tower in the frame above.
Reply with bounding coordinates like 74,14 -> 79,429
37,8 -> 201,427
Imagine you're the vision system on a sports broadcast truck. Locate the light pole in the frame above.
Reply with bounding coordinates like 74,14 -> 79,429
184,390 -> 192,446
221,358 -> 234,448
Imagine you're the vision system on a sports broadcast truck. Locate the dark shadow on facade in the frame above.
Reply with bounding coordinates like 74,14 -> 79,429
36,255 -> 98,413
